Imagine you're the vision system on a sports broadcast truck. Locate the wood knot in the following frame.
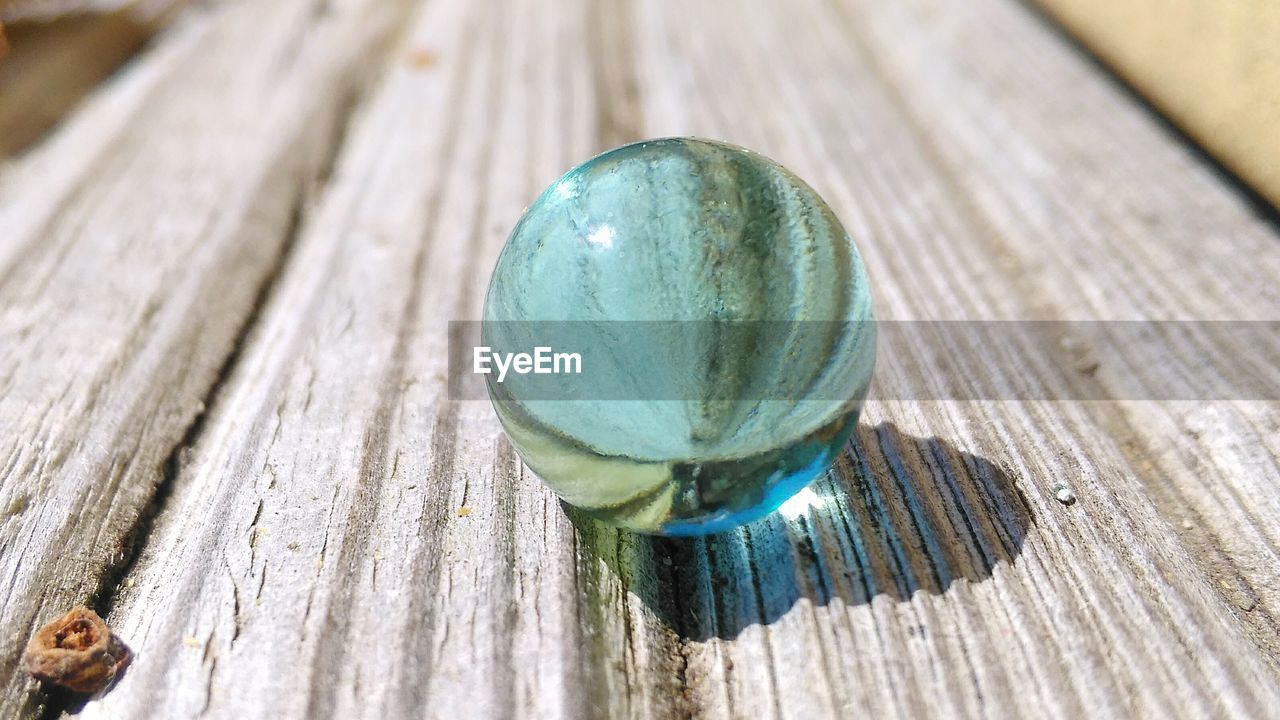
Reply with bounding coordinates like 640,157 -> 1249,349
23,606 -> 131,695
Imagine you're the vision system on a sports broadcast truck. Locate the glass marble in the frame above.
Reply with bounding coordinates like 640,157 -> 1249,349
483,138 -> 875,535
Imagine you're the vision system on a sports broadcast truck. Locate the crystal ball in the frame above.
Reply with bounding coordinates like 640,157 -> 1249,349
483,138 -> 875,535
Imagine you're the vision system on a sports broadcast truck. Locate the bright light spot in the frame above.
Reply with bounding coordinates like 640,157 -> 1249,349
587,225 -> 615,248
553,178 -> 579,200
778,487 -> 823,519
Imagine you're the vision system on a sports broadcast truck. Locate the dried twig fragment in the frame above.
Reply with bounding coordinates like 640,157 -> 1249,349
23,606 -> 131,695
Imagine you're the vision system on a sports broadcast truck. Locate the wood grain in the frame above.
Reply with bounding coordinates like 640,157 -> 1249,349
0,0 -> 413,716
0,0 -> 1276,717
844,0 -> 1280,662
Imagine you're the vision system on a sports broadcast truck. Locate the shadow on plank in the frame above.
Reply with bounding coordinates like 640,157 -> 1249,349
570,422 -> 1035,641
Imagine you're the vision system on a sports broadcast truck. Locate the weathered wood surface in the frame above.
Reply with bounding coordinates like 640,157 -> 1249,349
0,0 -> 413,715
0,0 -> 1278,717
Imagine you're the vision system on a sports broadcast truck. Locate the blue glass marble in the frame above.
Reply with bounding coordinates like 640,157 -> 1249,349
483,138 -> 875,535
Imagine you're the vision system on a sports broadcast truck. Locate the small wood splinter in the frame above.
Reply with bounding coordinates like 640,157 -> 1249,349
23,606 -> 132,695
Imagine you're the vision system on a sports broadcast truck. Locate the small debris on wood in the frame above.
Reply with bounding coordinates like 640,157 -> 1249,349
5,493 -> 28,516
457,505 -> 472,517
1075,359 -> 1100,376
405,48 -> 437,68
1052,483 -> 1077,505
23,607 -> 131,695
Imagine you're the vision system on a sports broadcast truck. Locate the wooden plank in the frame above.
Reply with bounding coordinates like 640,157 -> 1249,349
64,2 -> 1279,720
75,2 -> 577,714
842,0 -> 1280,663
0,0 -> 413,716
626,0 -> 1280,715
